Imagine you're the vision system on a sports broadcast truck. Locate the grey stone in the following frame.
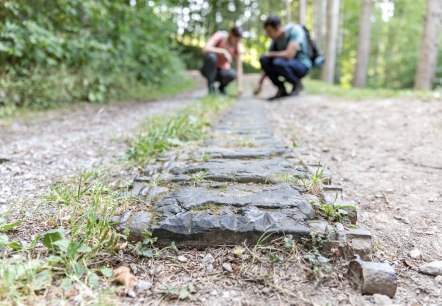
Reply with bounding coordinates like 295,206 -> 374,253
117,211 -> 152,240
177,255 -> 188,263
167,158 -> 308,184
348,255 -> 397,298
373,294 -> 392,305
409,249 -> 421,259
435,275 -> 442,283
135,280 -> 152,292
222,262 -> 233,273
419,261 -> 442,276
347,228 -> 372,260
192,147 -> 287,160
127,290 -> 136,298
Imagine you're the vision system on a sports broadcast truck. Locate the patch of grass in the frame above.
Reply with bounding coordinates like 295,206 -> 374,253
191,171 -> 208,186
127,95 -> 232,166
190,203 -> 222,215
299,163 -> 327,196
311,200 -> 357,222
304,78 -> 442,101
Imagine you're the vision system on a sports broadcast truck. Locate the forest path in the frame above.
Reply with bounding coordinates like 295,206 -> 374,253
0,79 -> 205,209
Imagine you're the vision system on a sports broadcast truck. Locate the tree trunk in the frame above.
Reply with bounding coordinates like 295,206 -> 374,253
299,0 -> 306,25
321,0 -> 340,83
313,0 -> 325,50
353,0 -> 373,88
286,0 -> 291,23
414,0 -> 442,90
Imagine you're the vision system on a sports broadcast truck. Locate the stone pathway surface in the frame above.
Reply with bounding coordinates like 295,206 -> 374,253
120,98 -> 347,247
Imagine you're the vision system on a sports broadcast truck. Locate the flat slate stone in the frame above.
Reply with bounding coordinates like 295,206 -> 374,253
192,147 -> 288,160
166,158 -> 308,184
116,184 -> 314,247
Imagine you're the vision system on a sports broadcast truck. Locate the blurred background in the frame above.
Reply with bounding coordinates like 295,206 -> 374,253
0,0 -> 441,113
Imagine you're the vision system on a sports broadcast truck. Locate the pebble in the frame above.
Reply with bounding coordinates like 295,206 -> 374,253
127,290 -> 136,298
135,280 -> 152,292
222,262 -> 233,273
202,253 -> 214,266
210,290 -> 218,296
419,261 -> 442,276
409,249 -> 421,259
435,275 -> 442,284
177,255 -> 188,263
373,294 -> 391,305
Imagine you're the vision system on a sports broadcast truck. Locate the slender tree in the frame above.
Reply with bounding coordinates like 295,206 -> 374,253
414,0 -> 442,90
299,0 -> 306,25
353,0 -> 373,88
286,0 -> 292,23
321,0 -> 340,83
313,0 -> 325,49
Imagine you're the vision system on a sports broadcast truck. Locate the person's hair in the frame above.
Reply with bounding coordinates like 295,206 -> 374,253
230,26 -> 243,38
264,15 -> 282,29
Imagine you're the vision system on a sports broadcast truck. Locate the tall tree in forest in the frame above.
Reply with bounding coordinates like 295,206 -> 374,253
313,0 -> 325,49
353,0 -> 373,88
414,0 -> 442,90
321,0 -> 340,83
286,0 -> 292,23
299,0 -> 306,25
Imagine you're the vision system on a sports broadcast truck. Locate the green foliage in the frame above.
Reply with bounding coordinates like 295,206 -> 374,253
0,0 -> 185,110
127,95 -> 232,166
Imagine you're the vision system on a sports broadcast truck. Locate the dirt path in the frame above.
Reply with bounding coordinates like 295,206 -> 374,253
0,86 -> 205,211
262,83 -> 442,304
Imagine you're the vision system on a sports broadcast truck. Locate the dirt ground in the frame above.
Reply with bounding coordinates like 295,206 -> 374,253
0,74 -> 441,305
261,79 -> 442,305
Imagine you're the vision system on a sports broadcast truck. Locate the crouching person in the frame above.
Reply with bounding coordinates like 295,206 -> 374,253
201,26 -> 243,95
254,15 -> 312,101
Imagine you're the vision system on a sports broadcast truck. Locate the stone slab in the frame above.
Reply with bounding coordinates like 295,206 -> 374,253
116,183 -> 314,247
192,147 -> 288,160
166,158 -> 308,184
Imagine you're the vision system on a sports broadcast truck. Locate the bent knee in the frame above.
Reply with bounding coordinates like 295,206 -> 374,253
205,53 -> 217,63
273,57 -> 287,67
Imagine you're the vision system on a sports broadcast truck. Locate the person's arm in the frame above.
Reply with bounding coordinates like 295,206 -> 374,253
265,41 -> 299,59
236,53 -> 243,96
253,71 -> 266,95
203,33 -> 232,62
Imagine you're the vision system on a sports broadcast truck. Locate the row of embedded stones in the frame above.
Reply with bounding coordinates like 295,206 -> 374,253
116,98 -> 396,296
121,99 -> 324,246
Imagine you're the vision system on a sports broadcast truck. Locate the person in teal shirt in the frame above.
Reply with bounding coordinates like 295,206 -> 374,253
254,15 -> 312,101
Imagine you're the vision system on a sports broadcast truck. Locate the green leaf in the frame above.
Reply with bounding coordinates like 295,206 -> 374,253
71,261 -> 86,278
178,288 -> 190,300
0,220 -> 22,231
34,269 -> 52,290
42,229 -> 65,249
52,239 -> 70,253
98,267 -> 113,278
60,277 -> 72,291
47,255 -> 63,264
87,272 -> 100,287
7,241 -> 23,250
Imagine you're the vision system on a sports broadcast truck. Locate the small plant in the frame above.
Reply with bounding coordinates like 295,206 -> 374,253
312,200 -> 356,222
191,171 -> 207,186
300,163 -> 327,196
134,231 -> 158,258
199,152 -> 212,162
287,126 -> 298,148
277,172 -> 294,183
303,249 -> 332,283
160,283 -> 197,301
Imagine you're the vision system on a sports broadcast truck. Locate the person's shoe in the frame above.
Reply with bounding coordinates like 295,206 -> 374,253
267,86 -> 288,101
290,81 -> 304,96
208,82 -> 215,95
218,85 -> 227,95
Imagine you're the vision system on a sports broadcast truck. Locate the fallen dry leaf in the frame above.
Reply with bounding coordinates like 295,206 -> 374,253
113,266 -> 138,294
118,241 -> 128,250
66,288 -> 78,299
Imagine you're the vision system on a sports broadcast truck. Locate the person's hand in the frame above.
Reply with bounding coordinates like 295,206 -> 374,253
223,50 -> 232,63
253,83 -> 262,96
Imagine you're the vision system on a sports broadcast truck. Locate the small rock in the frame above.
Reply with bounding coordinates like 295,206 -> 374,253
419,261 -> 442,276
409,249 -> 421,260
261,287 -> 271,294
434,275 -> 442,284
127,290 -> 137,298
373,294 -> 392,305
210,290 -> 218,296
222,262 -> 233,273
135,280 -> 152,292
348,255 -> 397,298
202,253 -> 214,266
177,255 -> 188,263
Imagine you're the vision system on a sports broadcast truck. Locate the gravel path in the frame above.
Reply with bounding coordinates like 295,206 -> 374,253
262,83 -> 442,304
0,86 -> 205,211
